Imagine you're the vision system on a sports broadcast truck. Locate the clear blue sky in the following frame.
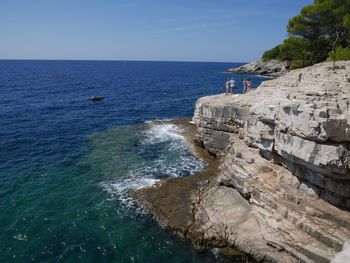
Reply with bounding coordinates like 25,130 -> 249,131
0,0 -> 313,62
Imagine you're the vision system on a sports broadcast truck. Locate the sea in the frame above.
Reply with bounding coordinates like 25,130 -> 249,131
0,60 -> 269,263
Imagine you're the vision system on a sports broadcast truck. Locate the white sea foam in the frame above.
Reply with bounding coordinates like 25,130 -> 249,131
142,123 -> 184,144
211,248 -> 220,259
144,118 -> 173,123
100,122 -> 205,208
210,247 -> 227,262
99,175 -> 159,208
331,242 -> 350,263
13,234 -> 27,241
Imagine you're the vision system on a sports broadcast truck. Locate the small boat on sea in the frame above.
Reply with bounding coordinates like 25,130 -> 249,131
90,96 -> 104,101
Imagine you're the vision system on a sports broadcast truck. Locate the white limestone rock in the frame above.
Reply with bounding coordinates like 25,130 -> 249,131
226,59 -> 285,78
193,61 -> 350,262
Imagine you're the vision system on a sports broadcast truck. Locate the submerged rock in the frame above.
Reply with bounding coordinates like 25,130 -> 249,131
226,59 -> 285,78
134,61 -> 350,263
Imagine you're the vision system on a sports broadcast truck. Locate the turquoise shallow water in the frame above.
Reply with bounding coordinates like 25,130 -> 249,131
0,60 -> 268,262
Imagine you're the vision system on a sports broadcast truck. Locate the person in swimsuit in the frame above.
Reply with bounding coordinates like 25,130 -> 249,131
285,59 -> 291,73
247,78 -> 252,92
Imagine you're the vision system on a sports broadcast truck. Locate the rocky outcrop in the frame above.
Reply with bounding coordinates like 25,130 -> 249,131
226,59 -> 285,77
192,61 -> 350,262
133,62 -> 350,263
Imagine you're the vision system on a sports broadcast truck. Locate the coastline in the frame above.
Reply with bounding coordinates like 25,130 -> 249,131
132,61 -> 350,263
1,60 -> 262,263
225,59 -> 284,78
131,118 -> 252,262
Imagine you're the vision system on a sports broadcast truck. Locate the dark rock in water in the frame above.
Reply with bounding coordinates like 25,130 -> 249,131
90,96 -> 104,101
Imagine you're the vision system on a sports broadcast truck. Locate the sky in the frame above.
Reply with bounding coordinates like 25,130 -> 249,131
0,0 -> 314,62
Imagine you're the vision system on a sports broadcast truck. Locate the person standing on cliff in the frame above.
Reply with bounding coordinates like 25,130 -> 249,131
247,78 -> 252,92
243,79 -> 248,93
284,58 -> 291,73
229,78 -> 236,94
225,79 -> 230,95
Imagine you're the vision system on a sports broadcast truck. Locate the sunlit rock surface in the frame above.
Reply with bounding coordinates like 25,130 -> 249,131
226,59 -> 285,77
193,61 -> 350,262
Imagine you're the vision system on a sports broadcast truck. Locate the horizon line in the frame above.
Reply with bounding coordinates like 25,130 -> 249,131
0,58 -> 248,64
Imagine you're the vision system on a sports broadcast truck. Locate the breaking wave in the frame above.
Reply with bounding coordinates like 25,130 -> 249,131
97,121 -> 205,208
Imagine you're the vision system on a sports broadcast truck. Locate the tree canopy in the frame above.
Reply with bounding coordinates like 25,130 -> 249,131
262,0 -> 350,69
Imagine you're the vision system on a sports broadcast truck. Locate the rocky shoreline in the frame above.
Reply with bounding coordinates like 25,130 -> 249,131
226,60 -> 285,78
131,118 -> 249,259
133,61 -> 350,263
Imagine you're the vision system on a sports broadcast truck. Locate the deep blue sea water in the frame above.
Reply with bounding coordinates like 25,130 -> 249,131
0,60 -> 268,263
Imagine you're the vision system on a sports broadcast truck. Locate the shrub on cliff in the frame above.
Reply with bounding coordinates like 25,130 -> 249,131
279,37 -> 314,68
328,46 -> 350,61
345,14 -> 350,30
290,60 -> 308,70
262,45 -> 282,61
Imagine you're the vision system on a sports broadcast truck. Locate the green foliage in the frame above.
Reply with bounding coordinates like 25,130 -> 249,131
328,46 -> 350,61
261,45 -> 281,61
261,0 -> 350,68
344,14 -> 350,30
290,60 -> 307,70
279,37 -> 313,65
287,0 -> 350,63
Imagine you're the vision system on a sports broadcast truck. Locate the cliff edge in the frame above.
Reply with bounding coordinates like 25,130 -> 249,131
134,61 -> 350,263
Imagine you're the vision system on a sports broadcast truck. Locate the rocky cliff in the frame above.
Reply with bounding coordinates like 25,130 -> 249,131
193,61 -> 350,262
133,61 -> 350,263
226,59 -> 285,77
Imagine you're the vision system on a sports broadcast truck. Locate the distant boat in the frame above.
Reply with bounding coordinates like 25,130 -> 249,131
90,96 -> 104,101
